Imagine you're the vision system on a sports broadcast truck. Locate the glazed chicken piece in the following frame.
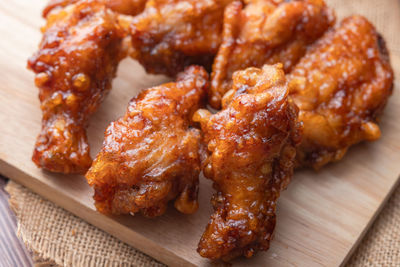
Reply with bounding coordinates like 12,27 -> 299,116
43,0 -> 148,17
209,0 -> 335,109
288,15 -> 394,169
194,64 -> 301,260
130,0 -> 234,77
85,66 -> 208,217
28,1 -> 126,173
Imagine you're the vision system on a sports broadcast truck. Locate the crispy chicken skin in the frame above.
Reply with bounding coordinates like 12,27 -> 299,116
209,0 -> 335,109
289,16 -> 394,169
28,0 -> 126,173
85,66 -> 209,217
193,64 -> 301,260
130,0 -> 233,77
43,0 -> 147,17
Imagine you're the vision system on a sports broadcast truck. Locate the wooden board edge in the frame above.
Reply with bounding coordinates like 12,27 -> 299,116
339,174 -> 400,266
0,159 -> 196,267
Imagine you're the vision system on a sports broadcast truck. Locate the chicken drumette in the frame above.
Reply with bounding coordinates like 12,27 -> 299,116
28,0 -> 127,173
288,16 -> 394,169
194,64 -> 301,260
209,0 -> 335,109
85,66 -> 208,217
130,0 -> 234,77
43,0 -> 147,17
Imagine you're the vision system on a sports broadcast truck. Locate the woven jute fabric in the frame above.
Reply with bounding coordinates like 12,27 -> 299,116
5,0 -> 400,266
6,181 -> 164,267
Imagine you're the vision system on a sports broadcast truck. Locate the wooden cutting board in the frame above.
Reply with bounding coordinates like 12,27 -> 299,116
1,0 -> 399,266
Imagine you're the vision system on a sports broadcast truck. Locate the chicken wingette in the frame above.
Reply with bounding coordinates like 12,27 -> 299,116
288,16 -> 394,169
86,66 -> 208,217
194,64 -> 301,260
209,0 -> 335,108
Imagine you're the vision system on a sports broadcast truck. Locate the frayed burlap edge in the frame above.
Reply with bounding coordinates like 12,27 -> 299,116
5,181 -> 164,267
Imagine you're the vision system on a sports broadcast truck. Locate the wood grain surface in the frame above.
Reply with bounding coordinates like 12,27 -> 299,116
0,0 -> 399,266
0,177 -> 32,267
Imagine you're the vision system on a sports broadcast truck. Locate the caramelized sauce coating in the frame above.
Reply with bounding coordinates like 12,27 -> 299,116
209,0 -> 335,109
43,0 -> 147,17
85,66 -> 209,217
28,1 -> 126,173
194,64 -> 301,260
130,0 -> 234,77
288,16 -> 394,169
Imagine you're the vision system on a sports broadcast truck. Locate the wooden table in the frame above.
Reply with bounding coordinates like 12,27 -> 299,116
0,176 -> 32,267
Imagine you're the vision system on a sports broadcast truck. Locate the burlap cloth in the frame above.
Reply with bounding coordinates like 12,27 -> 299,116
5,181 -> 163,267
5,0 -> 400,266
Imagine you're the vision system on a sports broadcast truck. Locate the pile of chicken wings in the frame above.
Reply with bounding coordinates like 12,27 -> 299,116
28,0 -> 393,261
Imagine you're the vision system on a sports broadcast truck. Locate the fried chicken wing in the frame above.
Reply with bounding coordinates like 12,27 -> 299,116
193,64 -> 301,260
209,0 -> 335,109
85,66 -> 208,217
130,0 -> 233,77
43,0 -> 147,17
288,16 -> 394,169
28,1 -> 126,173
